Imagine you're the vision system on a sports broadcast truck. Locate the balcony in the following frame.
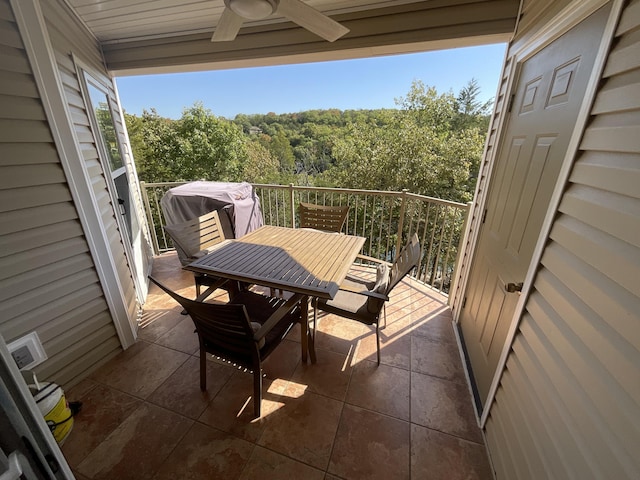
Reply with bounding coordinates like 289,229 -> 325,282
57,183 -> 489,479
61,250 -> 490,479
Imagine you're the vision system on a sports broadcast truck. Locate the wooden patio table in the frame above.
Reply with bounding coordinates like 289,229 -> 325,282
184,225 -> 366,363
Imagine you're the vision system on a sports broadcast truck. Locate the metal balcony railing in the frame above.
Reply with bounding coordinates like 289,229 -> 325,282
140,182 -> 471,295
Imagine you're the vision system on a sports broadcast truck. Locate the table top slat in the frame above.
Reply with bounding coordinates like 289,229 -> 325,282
185,226 -> 365,298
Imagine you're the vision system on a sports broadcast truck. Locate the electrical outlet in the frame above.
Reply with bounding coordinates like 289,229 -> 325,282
12,345 -> 35,369
7,332 -> 47,370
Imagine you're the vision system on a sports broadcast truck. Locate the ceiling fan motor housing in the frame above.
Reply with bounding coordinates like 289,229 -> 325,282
225,0 -> 279,20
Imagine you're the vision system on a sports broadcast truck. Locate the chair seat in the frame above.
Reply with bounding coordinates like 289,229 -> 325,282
230,291 -> 299,356
315,277 -> 377,325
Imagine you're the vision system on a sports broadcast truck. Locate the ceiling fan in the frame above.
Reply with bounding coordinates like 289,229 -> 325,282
212,0 -> 349,42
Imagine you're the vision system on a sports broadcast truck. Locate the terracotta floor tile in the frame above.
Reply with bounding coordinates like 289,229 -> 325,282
355,330 -> 411,370
411,372 -> 483,444
76,403 -> 192,480
239,446 -> 325,480
198,372 -> 283,443
313,315 -> 370,357
89,340 -> 151,383
93,343 -> 190,399
154,315 -> 200,354
289,348 -> 352,401
258,391 -> 343,470
410,308 -> 456,344
137,307 -> 183,343
153,422 -> 254,480
328,404 -> 410,480
62,384 -> 142,468
346,360 -> 410,421
261,338 -> 303,381
65,378 -> 99,399
411,424 -> 493,480
147,356 -> 235,419
411,335 -> 466,385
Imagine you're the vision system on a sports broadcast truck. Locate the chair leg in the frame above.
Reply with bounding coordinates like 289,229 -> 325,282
375,323 -> 381,365
253,367 -> 262,418
381,304 -> 387,330
200,346 -> 207,391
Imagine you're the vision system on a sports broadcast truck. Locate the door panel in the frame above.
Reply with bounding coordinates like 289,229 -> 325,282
460,5 -> 610,408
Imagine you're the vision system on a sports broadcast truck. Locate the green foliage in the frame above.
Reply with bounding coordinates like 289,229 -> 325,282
126,79 -> 492,202
326,79 -> 489,202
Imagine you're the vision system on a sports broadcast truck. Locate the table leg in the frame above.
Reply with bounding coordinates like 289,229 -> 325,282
299,296 -> 317,364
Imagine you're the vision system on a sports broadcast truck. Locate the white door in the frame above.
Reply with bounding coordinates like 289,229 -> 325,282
82,73 -> 150,303
459,5 -> 610,408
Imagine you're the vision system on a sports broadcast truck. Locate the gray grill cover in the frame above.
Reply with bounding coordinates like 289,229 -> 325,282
160,181 -> 263,239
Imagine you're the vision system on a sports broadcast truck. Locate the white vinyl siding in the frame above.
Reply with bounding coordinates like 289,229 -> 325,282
484,0 -> 640,478
0,0 -> 120,388
41,0 -> 142,320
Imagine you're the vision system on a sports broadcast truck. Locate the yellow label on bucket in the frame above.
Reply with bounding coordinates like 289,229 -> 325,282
44,393 -> 73,445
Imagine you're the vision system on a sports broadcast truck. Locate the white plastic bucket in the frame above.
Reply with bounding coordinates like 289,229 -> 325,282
30,382 -> 74,445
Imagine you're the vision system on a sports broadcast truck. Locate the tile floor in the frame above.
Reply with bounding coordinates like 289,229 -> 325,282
61,252 -> 493,480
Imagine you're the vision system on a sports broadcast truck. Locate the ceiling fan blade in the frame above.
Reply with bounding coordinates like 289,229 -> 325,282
277,0 -> 349,42
212,7 -> 244,42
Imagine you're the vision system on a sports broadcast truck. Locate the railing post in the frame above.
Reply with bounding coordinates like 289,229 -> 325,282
139,181 -> 160,255
395,189 -> 409,259
448,202 -> 473,307
289,183 -> 295,228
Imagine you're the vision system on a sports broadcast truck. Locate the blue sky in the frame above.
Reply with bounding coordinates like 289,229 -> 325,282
115,43 -> 506,120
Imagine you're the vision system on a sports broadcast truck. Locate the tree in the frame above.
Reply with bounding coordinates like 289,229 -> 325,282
174,103 -> 247,181
453,78 -> 493,131
326,81 -> 487,202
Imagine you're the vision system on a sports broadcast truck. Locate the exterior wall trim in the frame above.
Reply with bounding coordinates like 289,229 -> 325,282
479,0 -> 625,427
10,0 -> 137,348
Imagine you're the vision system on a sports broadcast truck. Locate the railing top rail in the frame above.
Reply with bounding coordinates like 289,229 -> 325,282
140,181 -> 188,188
252,184 -> 468,209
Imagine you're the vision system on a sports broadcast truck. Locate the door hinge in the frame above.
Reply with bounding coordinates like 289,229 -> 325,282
507,94 -> 515,113
462,296 -> 467,308
482,208 -> 487,224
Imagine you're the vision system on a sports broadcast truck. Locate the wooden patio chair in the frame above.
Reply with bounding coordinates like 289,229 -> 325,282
313,234 -> 420,364
163,210 -> 228,298
298,202 -> 349,233
148,276 -> 307,418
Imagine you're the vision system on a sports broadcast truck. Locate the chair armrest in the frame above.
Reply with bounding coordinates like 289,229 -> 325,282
354,254 -> 392,268
336,284 -> 389,302
254,293 -> 305,341
194,278 -> 230,302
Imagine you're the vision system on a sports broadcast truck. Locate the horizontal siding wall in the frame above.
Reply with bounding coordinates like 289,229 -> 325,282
0,0 -> 120,388
42,0 -> 140,325
485,0 -> 640,478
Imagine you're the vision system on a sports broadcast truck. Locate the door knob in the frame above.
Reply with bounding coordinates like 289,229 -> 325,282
505,282 -> 523,293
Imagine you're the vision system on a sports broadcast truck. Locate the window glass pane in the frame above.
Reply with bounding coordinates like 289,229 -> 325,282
86,82 -> 123,171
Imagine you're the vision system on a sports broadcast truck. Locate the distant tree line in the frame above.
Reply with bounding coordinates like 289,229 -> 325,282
125,79 -> 492,203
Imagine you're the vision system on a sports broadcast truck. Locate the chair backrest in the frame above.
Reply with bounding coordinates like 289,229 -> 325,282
298,202 -> 349,233
387,233 -> 421,294
148,276 -> 257,365
164,210 -> 226,266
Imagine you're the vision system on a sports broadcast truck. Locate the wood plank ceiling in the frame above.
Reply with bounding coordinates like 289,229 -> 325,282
64,0 -> 520,75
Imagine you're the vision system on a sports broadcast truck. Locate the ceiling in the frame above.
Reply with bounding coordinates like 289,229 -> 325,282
63,0 -> 521,75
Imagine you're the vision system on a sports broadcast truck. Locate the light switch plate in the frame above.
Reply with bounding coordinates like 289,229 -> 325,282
7,332 -> 47,370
